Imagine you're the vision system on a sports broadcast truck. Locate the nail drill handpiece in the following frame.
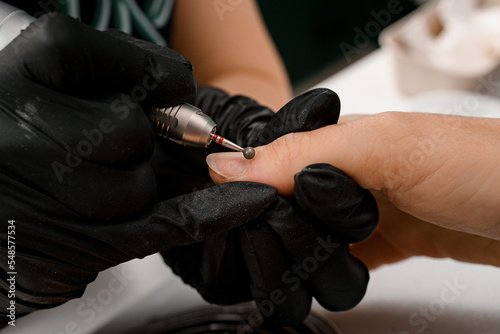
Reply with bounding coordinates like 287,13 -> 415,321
150,104 -> 255,159
0,2 -> 254,159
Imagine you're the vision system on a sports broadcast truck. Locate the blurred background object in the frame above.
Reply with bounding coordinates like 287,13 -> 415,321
380,0 -> 500,96
256,0 -> 421,92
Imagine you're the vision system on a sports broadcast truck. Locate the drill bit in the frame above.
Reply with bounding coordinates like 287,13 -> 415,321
211,134 -> 255,159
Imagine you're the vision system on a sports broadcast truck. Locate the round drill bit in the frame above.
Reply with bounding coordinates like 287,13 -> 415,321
243,147 -> 255,160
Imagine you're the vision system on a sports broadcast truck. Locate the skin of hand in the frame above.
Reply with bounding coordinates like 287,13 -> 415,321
206,111 -> 500,269
170,0 -> 292,110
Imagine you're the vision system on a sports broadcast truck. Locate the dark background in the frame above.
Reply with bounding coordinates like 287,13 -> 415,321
256,0 -> 420,91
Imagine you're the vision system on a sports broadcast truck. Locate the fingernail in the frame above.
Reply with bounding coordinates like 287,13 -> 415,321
206,152 -> 251,180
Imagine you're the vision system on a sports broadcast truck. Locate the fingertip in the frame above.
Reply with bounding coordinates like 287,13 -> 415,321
206,152 -> 251,183
207,131 -> 329,196
206,147 -> 294,195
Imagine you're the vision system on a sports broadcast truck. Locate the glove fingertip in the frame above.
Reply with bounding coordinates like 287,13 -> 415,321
294,163 -> 362,217
257,88 -> 341,144
240,220 -> 312,327
294,164 -> 378,242
302,88 -> 341,128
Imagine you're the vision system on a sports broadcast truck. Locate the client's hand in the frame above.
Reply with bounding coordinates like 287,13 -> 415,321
207,111 -> 500,269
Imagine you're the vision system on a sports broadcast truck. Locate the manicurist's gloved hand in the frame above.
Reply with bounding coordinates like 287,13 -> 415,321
159,87 -> 379,326
0,14 -> 278,326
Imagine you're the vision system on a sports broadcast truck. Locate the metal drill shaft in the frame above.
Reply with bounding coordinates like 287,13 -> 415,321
211,134 -> 244,152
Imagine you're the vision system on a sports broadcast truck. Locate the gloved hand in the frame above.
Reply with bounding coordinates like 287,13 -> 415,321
159,87 -> 379,326
0,13 -> 278,326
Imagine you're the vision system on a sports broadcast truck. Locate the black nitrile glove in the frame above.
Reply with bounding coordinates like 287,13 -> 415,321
159,87 -> 379,326
0,14 -> 279,326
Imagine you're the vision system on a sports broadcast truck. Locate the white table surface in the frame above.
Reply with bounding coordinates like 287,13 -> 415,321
4,49 -> 500,334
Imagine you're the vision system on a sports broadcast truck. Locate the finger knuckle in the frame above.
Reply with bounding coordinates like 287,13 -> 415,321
267,132 -> 309,171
